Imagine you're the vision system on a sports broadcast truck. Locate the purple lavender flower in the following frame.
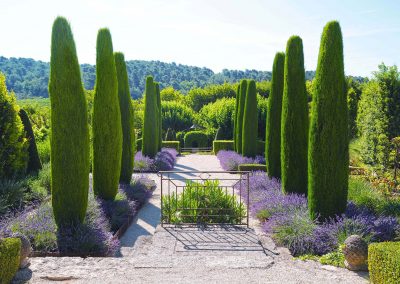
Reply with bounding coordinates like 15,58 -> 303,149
217,150 -> 256,171
134,148 -> 177,172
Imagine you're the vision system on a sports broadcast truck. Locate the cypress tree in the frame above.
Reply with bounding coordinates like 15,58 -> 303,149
92,28 -> 122,200
308,21 -> 348,219
19,108 -> 42,174
265,52 -> 285,179
48,17 -> 89,226
236,80 -> 247,154
281,36 -> 308,195
233,84 -> 240,151
114,52 -> 134,184
142,76 -> 158,158
242,80 -> 258,157
155,82 -> 162,151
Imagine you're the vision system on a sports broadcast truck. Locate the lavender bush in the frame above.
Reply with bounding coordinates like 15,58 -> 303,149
134,148 -> 178,172
217,150 -> 265,171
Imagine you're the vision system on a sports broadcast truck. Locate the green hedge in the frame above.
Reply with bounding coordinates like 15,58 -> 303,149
184,131 -> 209,148
213,140 -> 234,154
136,138 -> 142,152
161,141 -> 180,152
238,164 -> 266,172
0,238 -> 21,284
368,242 -> 400,284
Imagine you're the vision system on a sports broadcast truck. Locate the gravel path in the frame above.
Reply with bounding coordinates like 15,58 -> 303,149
14,154 -> 369,284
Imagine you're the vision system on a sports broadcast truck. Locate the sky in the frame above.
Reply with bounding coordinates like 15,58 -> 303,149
0,0 -> 399,77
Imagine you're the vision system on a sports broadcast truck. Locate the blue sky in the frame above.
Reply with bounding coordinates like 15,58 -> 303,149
0,0 -> 399,77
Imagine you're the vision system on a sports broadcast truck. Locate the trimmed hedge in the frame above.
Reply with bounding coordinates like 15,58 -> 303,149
236,80 -> 247,154
242,80 -> 258,157
238,164 -> 266,172
0,238 -> 21,284
213,140 -> 234,154
184,131 -> 208,148
161,141 -> 180,152
142,76 -> 158,158
155,82 -> 162,151
368,242 -> 400,284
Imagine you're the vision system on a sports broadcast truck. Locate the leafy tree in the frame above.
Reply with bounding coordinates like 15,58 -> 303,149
242,80 -> 258,157
186,83 -> 236,111
265,52 -> 285,179
160,86 -> 184,101
48,17 -> 89,225
115,52 -> 134,184
281,36 -> 308,195
92,28 -> 122,200
142,76 -> 158,157
161,101 -> 195,132
308,21 -> 348,219
236,80 -> 247,154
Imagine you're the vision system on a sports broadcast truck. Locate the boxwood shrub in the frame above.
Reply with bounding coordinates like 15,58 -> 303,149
162,141 -> 180,152
368,242 -> 400,284
0,238 -> 21,284
213,140 -> 234,154
184,131 -> 209,148
238,164 -> 266,172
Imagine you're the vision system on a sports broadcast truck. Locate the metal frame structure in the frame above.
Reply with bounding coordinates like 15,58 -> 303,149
159,171 -> 250,227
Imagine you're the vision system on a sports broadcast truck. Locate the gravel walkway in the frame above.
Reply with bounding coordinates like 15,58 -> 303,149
14,154 -> 369,283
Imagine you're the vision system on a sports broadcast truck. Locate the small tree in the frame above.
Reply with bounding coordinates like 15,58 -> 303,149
48,17 -> 89,226
242,80 -> 258,157
281,36 -> 308,195
308,21 -> 348,220
142,76 -> 158,158
92,28 -> 122,200
236,80 -> 247,154
265,52 -> 285,179
233,84 -> 240,151
155,82 -> 162,151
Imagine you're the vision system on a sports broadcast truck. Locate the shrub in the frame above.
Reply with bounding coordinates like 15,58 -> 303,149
238,164 -> 266,172
161,101 -> 195,132
142,76 -> 158,158
281,35 -> 308,195
162,141 -> 180,152
242,80 -> 258,157
266,52 -> 285,179
37,138 -> 50,164
0,238 -> 21,284
368,242 -> 400,284
49,17 -> 90,225
134,148 -> 178,172
92,28 -> 122,200
115,52 -> 134,184
213,140 -> 234,154
0,73 -> 28,179
19,108 -> 42,174
0,179 -> 26,215
308,21 -> 348,220
236,80 -> 247,154
165,128 -> 176,141
184,131 -> 209,148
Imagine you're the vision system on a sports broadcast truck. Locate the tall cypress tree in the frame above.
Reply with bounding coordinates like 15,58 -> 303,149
266,52 -> 285,179
49,17 -> 89,226
242,80 -> 258,157
142,76 -> 158,158
155,82 -> 162,151
308,21 -> 348,219
236,80 -> 247,154
114,52 -> 134,184
281,36 -> 308,195
233,84 -> 240,151
92,28 -> 122,200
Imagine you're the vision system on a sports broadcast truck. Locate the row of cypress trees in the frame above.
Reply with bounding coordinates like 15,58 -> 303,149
49,17 -> 135,227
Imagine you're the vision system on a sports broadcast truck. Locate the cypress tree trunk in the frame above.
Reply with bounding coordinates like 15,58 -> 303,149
114,52 -> 134,184
142,76 -> 158,158
233,84 -> 240,151
266,52 -> 285,179
92,28 -> 122,200
242,80 -> 258,157
155,82 -> 162,151
236,80 -> 247,154
281,36 -> 308,195
308,21 -> 348,219
19,108 -> 42,174
49,17 -> 89,226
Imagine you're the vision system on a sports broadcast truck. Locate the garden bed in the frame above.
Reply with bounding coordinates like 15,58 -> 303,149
217,150 -> 265,171
134,148 -> 178,172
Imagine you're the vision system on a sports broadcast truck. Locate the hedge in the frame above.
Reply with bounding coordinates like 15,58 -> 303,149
368,242 -> 400,284
161,141 -> 180,152
0,238 -> 21,284
238,164 -> 266,172
213,140 -> 234,154
184,131 -> 209,148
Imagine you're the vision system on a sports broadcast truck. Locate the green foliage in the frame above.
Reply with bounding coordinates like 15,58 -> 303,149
161,101 -> 195,132
37,138 -> 50,164
257,140 -> 266,155
214,127 -> 224,140
142,76 -> 158,158
213,140 -> 234,154
155,82 -> 162,151
184,131 -> 209,148
187,82 -> 236,111
92,28 -> 122,200
234,84 -> 240,151
368,242 -> 400,284
115,52 -> 134,184
160,86 -> 184,101
161,141 -> 180,152
236,80 -> 247,154
136,138 -> 142,152
0,179 -> 26,215
308,21 -> 348,219
162,180 -> 245,224
0,238 -> 21,284
49,17 -> 90,225
347,79 -> 362,139
257,95 -> 268,141
0,73 -> 28,179
281,36 -> 308,195
165,128 -> 176,141
319,247 -> 345,268
238,164 -> 266,172
176,131 -> 185,148
266,52 -> 285,179
242,80 -> 258,157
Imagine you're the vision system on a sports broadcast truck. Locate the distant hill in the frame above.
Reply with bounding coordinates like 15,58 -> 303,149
0,56 -> 357,99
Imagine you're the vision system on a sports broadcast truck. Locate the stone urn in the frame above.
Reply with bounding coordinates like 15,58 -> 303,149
11,233 -> 32,268
342,235 -> 368,271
